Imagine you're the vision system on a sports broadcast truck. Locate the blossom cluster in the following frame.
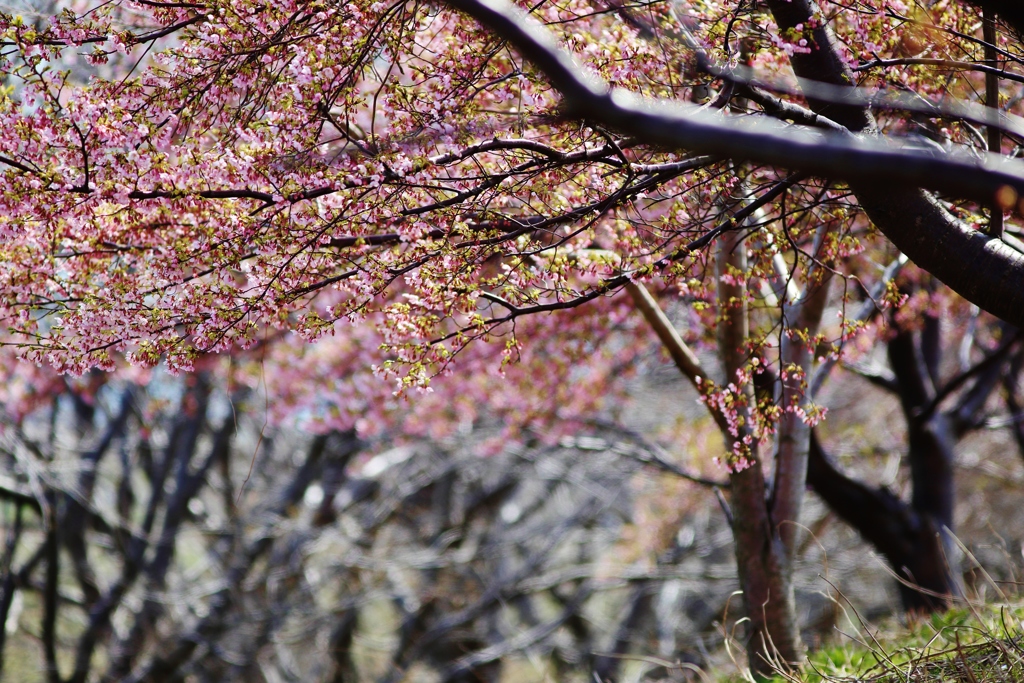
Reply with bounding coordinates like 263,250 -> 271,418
0,0 -> 991,450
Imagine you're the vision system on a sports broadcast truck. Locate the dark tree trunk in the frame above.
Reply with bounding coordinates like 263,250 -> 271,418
807,322 -> 967,612
807,432 -> 955,612
887,328 -> 957,533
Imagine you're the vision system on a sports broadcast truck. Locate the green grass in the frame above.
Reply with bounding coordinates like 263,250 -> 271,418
778,602 -> 1024,683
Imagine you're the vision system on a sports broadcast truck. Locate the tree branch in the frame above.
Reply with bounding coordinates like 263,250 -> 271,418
443,0 -> 1024,327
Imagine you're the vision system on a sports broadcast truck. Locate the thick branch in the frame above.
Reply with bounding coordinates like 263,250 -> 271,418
623,283 -> 726,422
443,0 -> 1024,327
807,431 -> 954,611
763,0 -> 1024,328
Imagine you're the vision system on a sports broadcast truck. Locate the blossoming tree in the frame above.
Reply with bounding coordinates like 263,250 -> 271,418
3,0 -> 1024,675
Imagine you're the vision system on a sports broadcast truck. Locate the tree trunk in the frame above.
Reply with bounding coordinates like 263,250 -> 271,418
772,236 -> 832,556
887,327 -> 963,602
717,230 -> 804,676
807,432 -> 954,612
805,318 -> 968,613
729,464 -> 803,675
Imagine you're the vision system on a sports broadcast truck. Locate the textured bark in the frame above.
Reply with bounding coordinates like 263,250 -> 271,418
730,464 -> 801,675
765,0 -> 874,133
855,187 -> 1024,325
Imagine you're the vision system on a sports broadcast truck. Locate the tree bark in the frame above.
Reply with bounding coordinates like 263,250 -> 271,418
718,230 -> 803,676
772,249 -> 832,557
763,0 -> 1024,325
887,330 -> 956,532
